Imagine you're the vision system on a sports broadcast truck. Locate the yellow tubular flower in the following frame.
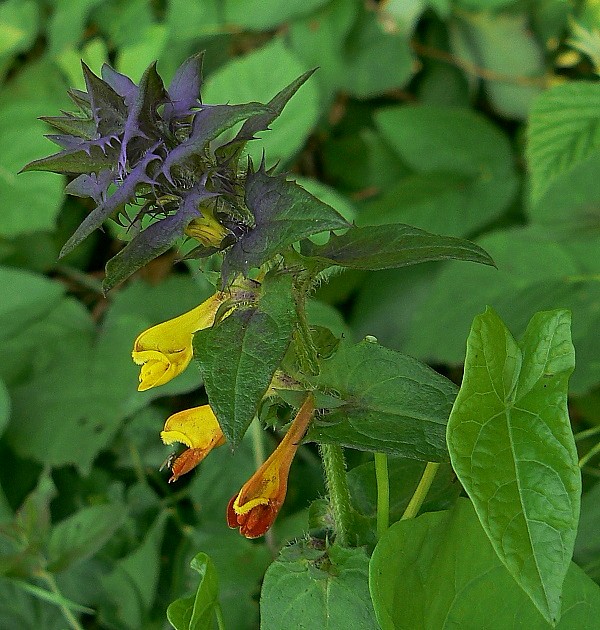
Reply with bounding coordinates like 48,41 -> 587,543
184,205 -> 231,248
131,279 -> 259,391
160,405 -> 225,482
132,292 -> 222,391
227,394 -> 315,538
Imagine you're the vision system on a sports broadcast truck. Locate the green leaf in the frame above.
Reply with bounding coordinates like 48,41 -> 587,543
369,499 -> 600,630
224,0 -> 329,30
447,308 -> 580,625
47,504 -> 127,572
374,104 -> 518,234
202,38 -> 320,167
194,272 -> 296,446
527,82 -> 600,206
101,513 -> 167,630
167,552 -> 219,630
0,379 -> 9,438
302,224 -> 495,271
403,227 -> 600,394
222,163 -> 349,281
260,542 -> 377,629
306,339 -> 458,461
449,10 -> 544,119
0,576 -> 65,630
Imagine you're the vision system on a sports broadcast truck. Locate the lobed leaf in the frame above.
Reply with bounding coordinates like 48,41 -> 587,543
447,308 -> 580,625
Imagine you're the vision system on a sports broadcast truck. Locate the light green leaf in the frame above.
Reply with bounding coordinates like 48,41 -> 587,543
369,499 -> 600,630
0,1 -> 38,70
167,552 -> 219,630
224,0 -> 329,30
261,542 -> 377,629
450,11 -> 544,119
374,105 -> 518,234
306,339 -> 458,461
194,273 -> 296,446
203,38 -> 320,167
527,82 -> 600,206
447,308 -> 580,624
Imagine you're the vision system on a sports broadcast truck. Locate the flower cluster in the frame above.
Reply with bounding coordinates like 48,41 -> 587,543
22,55 -> 314,292
132,283 -> 315,538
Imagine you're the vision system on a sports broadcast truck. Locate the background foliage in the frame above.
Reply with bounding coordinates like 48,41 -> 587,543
1,0 -> 600,628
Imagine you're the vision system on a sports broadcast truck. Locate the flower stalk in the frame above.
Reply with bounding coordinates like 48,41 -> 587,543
320,443 -> 353,547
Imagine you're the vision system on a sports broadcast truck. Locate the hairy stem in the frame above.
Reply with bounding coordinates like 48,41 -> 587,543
40,572 -> 84,630
401,462 -> 440,521
320,443 -> 353,546
374,452 -> 389,540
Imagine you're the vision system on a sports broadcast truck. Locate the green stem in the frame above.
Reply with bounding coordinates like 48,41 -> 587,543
575,424 -> 600,442
215,601 -> 226,630
579,440 -> 600,468
374,453 -> 389,540
401,462 -> 440,521
40,571 -> 84,630
320,443 -> 353,546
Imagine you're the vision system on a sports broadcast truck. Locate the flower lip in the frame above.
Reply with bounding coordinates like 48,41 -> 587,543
160,405 -> 226,482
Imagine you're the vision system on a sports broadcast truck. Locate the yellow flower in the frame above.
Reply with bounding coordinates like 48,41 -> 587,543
132,279 -> 258,391
160,405 -> 225,482
227,394 -> 315,538
185,205 -> 231,248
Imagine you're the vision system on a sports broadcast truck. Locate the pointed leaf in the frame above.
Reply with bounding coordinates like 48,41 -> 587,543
164,52 -> 204,122
223,164 -> 350,280
306,339 -> 457,461
39,113 -> 96,140
193,272 -> 296,446
102,183 -> 217,292
162,103 -> 268,179
20,141 -> 117,174
101,64 -> 138,106
447,308 -> 580,625
167,552 -> 219,630
302,224 -> 495,271
60,151 -> 158,258
81,61 -> 126,135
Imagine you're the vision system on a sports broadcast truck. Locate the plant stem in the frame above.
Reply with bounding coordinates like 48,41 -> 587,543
215,601 -> 226,630
40,571 -> 84,630
579,440 -> 600,468
320,443 -> 353,546
401,462 -> 440,521
374,452 -> 389,540
575,424 -> 600,442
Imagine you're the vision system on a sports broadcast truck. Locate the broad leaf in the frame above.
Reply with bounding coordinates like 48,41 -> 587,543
194,272 -> 296,446
260,542 -> 377,629
447,308 -> 580,625
302,224 -> 495,271
369,499 -> 600,630
167,552 -> 219,630
48,503 -> 127,572
527,82 -> 600,205
306,339 -> 457,461
222,162 -> 350,281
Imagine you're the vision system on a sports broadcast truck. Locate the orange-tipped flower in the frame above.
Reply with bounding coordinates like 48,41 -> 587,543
132,279 -> 258,391
227,394 -> 315,538
160,405 -> 226,482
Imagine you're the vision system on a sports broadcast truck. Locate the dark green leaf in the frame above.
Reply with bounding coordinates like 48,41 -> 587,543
306,339 -> 457,461
447,308 -> 580,625
194,272 -> 296,446
167,552 -> 219,630
369,499 -> 600,630
48,504 -> 127,572
260,542 -> 377,629
223,164 -> 350,281
302,224 -> 495,271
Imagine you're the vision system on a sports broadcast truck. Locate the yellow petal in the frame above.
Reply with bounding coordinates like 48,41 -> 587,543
161,405 -> 224,450
185,215 -> 231,248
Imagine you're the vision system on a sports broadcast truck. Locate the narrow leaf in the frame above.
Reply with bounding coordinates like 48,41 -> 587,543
447,308 -> 580,625
302,224 -> 495,271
